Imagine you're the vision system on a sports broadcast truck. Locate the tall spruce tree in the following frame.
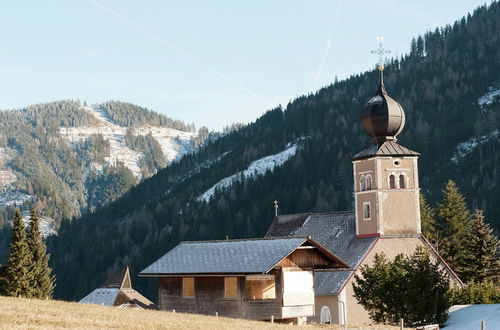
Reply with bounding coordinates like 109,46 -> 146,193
420,193 -> 438,244
436,180 -> 472,279
4,209 -> 32,297
463,209 -> 500,284
27,209 -> 55,299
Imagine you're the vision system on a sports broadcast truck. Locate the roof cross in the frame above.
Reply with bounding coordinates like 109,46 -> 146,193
371,35 -> 391,71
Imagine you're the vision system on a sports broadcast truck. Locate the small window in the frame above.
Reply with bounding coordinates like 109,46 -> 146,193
224,277 -> 238,298
365,175 -> 372,190
399,174 -> 406,189
245,275 -> 276,300
389,175 -> 396,189
360,175 -> 366,191
182,277 -> 195,297
363,203 -> 371,220
393,159 -> 401,166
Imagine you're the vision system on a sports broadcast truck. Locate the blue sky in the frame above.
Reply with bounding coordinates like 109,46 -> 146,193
0,0 -> 488,130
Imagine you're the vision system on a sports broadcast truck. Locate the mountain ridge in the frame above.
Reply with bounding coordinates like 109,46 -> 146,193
0,100 -> 205,257
23,1 -> 500,302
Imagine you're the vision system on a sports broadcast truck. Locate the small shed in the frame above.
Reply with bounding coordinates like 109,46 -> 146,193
139,237 -> 349,322
79,266 -> 154,309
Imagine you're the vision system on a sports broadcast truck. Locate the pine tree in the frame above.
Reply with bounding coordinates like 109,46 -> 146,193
27,209 -> 55,299
463,209 -> 500,284
420,193 -> 438,243
0,263 -> 6,295
436,180 -> 472,279
353,247 -> 451,326
4,209 -> 32,297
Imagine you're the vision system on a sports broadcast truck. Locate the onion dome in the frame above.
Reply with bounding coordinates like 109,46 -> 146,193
361,70 -> 405,143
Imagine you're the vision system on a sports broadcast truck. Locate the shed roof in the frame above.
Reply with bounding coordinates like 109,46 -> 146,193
265,211 -> 378,295
139,237 -> 348,276
79,288 -> 120,306
79,267 -> 154,308
352,141 -> 419,160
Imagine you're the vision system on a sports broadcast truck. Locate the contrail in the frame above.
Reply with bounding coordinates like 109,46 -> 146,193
314,0 -> 344,91
86,0 -> 272,106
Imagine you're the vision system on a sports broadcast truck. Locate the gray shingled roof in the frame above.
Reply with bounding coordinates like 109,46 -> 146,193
79,288 -> 120,306
140,237 -> 312,276
265,211 -> 378,295
352,141 -> 419,160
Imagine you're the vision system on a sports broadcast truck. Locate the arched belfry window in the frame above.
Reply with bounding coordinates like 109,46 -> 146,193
366,175 -> 372,190
399,174 -> 406,189
389,175 -> 396,189
360,175 -> 366,191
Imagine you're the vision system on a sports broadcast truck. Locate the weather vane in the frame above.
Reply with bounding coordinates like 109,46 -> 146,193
371,35 -> 391,71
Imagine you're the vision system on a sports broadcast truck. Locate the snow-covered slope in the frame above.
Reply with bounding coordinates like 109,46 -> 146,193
450,129 -> 499,163
478,85 -> 500,107
197,143 -> 298,203
20,212 -> 57,238
60,106 -> 198,178
0,105 -> 199,238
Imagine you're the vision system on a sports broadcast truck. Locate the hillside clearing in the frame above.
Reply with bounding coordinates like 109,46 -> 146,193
0,296 -> 408,329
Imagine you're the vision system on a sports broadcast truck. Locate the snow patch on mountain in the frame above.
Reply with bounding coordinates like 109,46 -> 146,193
451,129 -> 499,163
60,106 -> 198,178
0,191 -> 56,237
20,212 -> 57,238
197,144 -> 298,203
0,191 -> 34,208
478,86 -> 500,106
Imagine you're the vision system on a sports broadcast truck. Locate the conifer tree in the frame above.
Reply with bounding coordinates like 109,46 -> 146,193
4,209 -> 32,297
436,180 -> 472,279
353,247 -> 451,326
0,263 -> 6,295
463,209 -> 500,284
420,193 -> 438,244
27,209 -> 55,299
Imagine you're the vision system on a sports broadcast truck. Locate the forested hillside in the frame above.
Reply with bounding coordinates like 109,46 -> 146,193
48,2 -> 499,302
0,100 -> 203,258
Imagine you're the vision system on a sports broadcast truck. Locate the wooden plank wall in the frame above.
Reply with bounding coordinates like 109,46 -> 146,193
159,277 -> 243,318
278,249 -> 332,268
242,300 -> 282,320
159,273 -> 287,320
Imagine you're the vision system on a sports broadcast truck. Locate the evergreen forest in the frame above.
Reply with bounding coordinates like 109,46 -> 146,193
44,2 -> 500,302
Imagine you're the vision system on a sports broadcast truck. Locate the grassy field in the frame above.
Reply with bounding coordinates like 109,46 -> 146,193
0,296 -> 409,329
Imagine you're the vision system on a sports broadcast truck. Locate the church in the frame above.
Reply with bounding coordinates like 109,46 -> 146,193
265,67 -> 463,324
140,66 -> 462,325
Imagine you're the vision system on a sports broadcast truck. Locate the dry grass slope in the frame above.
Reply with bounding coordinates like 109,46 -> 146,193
0,296 -> 408,329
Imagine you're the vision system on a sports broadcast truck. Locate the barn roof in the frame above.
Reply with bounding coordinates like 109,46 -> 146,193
265,211 -> 378,295
139,237 -> 348,276
79,267 -> 154,308
79,288 -> 120,306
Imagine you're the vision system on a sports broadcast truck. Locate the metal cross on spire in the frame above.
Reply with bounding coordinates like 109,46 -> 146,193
371,35 -> 391,71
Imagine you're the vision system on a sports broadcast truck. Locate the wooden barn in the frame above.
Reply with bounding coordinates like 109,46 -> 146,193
139,237 -> 348,323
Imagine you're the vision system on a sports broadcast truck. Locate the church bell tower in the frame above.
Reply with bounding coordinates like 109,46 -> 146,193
352,66 -> 421,238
